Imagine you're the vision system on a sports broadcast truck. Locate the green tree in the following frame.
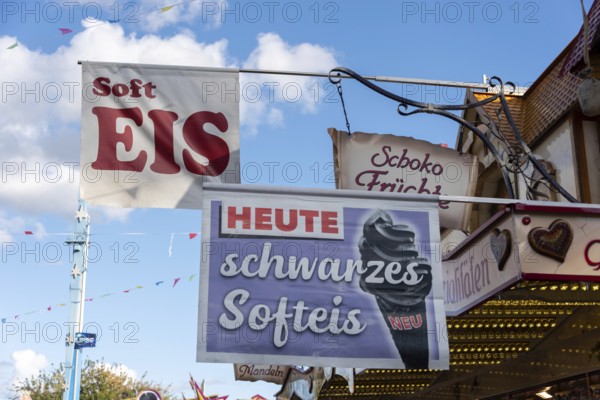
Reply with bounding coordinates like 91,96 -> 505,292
12,359 -> 174,400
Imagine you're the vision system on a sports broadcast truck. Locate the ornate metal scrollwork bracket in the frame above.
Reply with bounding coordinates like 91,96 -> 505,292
328,67 -> 579,203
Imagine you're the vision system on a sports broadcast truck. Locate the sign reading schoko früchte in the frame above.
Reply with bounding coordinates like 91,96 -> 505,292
329,129 -> 478,230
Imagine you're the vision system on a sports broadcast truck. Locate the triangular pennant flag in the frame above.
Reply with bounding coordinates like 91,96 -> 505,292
47,306 -> 52,311
100,294 -> 112,298
188,274 -> 196,281
123,289 -> 130,293
135,285 -> 143,289
24,231 -> 33,235
85,298 -> 93,302
7,42 -> 18,49
161,5 -> 174,12
59,28 -> 73,35
189,233 -> 198,239
155,281 -> 165,286
190,376 -> 207,400
173,278 -> 181,287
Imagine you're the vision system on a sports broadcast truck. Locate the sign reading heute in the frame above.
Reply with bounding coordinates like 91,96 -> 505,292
329,128 -> 478,230
197,183 -> 449,370
80,61 -> 240,209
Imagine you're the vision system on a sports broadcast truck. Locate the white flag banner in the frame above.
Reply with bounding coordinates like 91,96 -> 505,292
80,61 -> 240,209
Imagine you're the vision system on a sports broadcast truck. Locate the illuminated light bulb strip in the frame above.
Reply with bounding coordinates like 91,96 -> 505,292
523,283 -> 600,291
449,334 -> 540,341
468,305 -> 576,316
450,343 -> 530,353
450,351 -> 520,361
446,318 -> 557,329
450,360 -> 503,366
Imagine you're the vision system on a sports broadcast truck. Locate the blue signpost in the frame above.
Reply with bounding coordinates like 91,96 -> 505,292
62,200 -> 91,400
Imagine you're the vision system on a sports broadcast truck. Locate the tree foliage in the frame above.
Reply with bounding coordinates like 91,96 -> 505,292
12,359 -> 174,400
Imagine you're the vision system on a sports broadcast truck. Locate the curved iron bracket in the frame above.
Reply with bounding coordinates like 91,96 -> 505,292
329,67 -> 579,203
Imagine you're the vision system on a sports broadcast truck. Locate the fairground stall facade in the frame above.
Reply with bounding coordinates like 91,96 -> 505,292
300,1 -> 600,399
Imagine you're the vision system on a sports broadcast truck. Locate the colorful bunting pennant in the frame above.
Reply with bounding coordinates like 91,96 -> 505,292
59,28 -> 73,35
1,231 -> 198,237
1,275 -> 197,323
7,42 -> 18,49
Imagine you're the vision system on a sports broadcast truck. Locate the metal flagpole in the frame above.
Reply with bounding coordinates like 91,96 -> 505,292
62,199 -> 90,400
77,60 -> 505,91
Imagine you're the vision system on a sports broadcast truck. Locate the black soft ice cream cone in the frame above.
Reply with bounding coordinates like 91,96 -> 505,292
359,209 -> 432,369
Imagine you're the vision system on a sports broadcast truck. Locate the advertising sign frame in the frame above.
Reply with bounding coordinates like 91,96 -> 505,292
197,184 -> 449,369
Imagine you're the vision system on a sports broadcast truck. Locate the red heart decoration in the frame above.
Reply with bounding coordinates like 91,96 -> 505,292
527,219 -> 573,262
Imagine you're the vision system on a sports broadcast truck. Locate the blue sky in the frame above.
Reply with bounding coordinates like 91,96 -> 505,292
0,0 -> 593,398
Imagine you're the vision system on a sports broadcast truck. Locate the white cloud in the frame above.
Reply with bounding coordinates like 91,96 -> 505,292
43,1 -> 221,32
139,0 -> 216,32
101,362 -> 138,381
12,349 -> 49,382
0,213 -> 48,242
241,33 -> 339,135
0,26 -> 338,218
90,206 -> 134,224
245,32 -> 338,76
266,108 -> 285,127
0,349 -> 51,399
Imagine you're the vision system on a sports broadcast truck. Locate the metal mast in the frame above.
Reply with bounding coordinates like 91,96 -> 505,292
62,200 -> 90,400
